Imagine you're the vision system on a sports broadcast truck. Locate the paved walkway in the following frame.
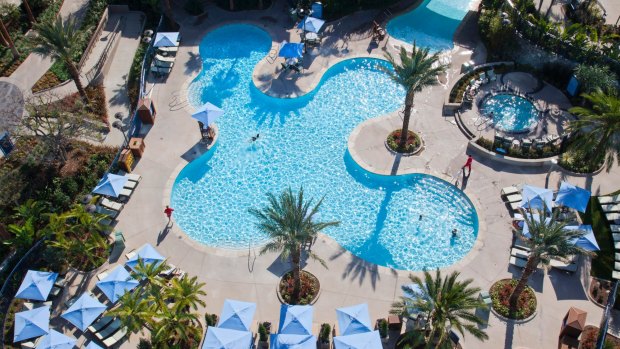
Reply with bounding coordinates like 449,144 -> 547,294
45,1 -> 620,348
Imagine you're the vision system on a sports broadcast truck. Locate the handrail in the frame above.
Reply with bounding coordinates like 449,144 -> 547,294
85,18 -> 123,84
78,7 -> 110,70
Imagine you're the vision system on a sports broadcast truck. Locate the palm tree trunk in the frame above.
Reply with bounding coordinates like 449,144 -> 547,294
399,90 -> 415,149
65,60 -> 89,104
0,18 -> 20,60
508,257 -> 538,313
23,0 -> 36,23
292,245 -> 302,304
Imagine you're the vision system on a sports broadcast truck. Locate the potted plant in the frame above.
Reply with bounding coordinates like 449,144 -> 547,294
319,323 -> 331,349
258,322 -> 269,349
378,318 -> 388,343
204,313 -> 218,327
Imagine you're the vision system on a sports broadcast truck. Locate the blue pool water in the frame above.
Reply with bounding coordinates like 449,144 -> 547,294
480,93 -> 540,133
172,24 -> 478,271
386,0 -> 473,51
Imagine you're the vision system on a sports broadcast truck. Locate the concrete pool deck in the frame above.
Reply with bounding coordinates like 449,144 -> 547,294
65,0 -> 620,348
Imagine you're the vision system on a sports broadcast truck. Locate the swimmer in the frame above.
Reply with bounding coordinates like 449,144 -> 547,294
452,229 -> 458,237
419,215 -> 423,220
250,134 -> 260,142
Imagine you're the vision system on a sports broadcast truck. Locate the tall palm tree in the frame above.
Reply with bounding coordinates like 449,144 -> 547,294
0,17 -> 19,59
568,90 -> 620,172
151,307 -> 201,348
509,208 -> 592,312
165,275 -> 206,313
33,17 -> 89,104
383,43 -> 447,150
249,187 -> 340,304
131,259 -> 168,302
108,291 -> 155,334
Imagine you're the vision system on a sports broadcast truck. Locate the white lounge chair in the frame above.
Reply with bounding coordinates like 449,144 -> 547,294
119,188 -> 133,198
550,258 -> 578,272
157,46 -> 178,54
599,195 -> 620,204
606,213 -> 620,222
615,241 -> 620,250
513,238 -> 531,251
120,173 -> 141,182
506,194 -> 522,203
124,181 -> 137,189
96,319 -> 122,340
97,270 -> 109,281
509,201 -> 522,212
88,316 -> 114,333
615,252 -> 620,261
613,271 -> 620,280
510,247 -> 529,259
101,198 -> 123,211
615,262 -> 620,271
103,327 -> 128,347
602,204 -> 620,213
125,250 -> 137,260
612,225 -> 620,233
155,54 -> 175,63
96,205 -> 119,219
509,256 -> 528,268
501,186 -> 519,196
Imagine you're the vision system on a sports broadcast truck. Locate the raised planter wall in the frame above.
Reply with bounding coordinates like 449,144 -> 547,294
467,139 -> 558,167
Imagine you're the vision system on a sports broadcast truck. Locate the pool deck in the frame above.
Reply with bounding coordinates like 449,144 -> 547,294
61,0 -> 620,348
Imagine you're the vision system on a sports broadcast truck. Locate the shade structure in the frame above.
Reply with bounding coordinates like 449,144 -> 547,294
85,342 -> 103,349
125,243 -> 165,270
36,330 -> 76,349
297,16 -> 325,33
269,334 -> 316,349
15,270 -> 58,301
153,32 -> 180,47
61,293 -> 107,331
278,305 -> 313,335
555,182 -> 591,213
192,102 -> 225,127
520,185 -> 554,212
278,42 -> 304,58
333,330 -> 382,349
92,173 -> 129,197
336,304 -> 372,336
565,225 -> 600,251
202,326 -> 253,349
96,265 -> 139,303
14,306 -> 50,342
217,299 -> 256,332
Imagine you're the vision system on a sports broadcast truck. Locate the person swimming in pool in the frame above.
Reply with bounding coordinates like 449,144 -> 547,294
250,134 -> 259,142
452,229 -> 458,237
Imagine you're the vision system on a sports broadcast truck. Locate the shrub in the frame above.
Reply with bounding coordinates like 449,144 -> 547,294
558,148 -> 603,173
574,64 -> 618,94
137,339 -> 153,349
319,323 -> 331,343
258,322 -> 268,342
378,318 -> 388,338
387,129 -> 420,154
204,313 -> 218,327
490,279 -> 536,319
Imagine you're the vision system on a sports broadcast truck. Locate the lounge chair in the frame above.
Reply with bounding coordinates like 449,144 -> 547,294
615,241 -> 620,250
612,233 -> 620,242
155,54 -> 175,63
20,337 -> 41,349
125,249 -> 137,260
510,247 -> 529,259
602,204 -> 620,213
501,186 -> 519,196
478,72 -> 488,84
615,262 -> 620,271
103,327 -> 128,347
550,258 -> 578,272
372,21 -> 386,41
119,188 -> 133,198
157,46 -> 178,55
97,270 -> 110,281
505,194 -> 522,203
154,58 -> 174,68
151,64 -> 173,77
509,256 -> 528,268
509,201 -> 522,212
616,252 -> 620,261
487,69 -> 497,81
124,181 -> 137,189
96,205 -> 119,219
101,198 -> 123,211
606,213 -> 620,223
613,271 -> 620,280
599,195 -> 620,204
101,218 -> 115,227
49,286 -> 62,298
611,225 -> 620,233
88,316 -> 114,333
95,318 -> 122,340
513,238 -> 531,251
122,173 -> 141,182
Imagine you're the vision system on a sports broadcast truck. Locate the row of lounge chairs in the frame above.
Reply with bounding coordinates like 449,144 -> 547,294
95,173 -> 142,226
510,235 -> 579,272
88,316 -> 127,347
151,46 -> 178,77
494,134 -> 560,154
599,195 -> 620,280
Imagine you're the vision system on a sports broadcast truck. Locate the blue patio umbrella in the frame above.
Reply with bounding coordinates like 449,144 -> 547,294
278,42 -> 304,58
61,293 -> 107,331
92,173 -> 129,197
85,342 -> 103,349
297,16 -> 325,33
565,225 -> 600,251
13,306 -> 50,342
336,304 -> 372,336
217,299 -> 257,331
269,334 -> 316,349
125,243 -> 166,270
278,305 -> 313,335
15,270 -> 58,301
202,326 -> 253,349
96,265 -> 139,303
333,330 -> 382,349
520,185 -> 554,212
555,182 -> 591,213
153,32 -> 180,47
192,102 -> 225,127
36,330 -> 76,349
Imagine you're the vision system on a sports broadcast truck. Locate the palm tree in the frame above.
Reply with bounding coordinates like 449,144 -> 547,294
131,259 -> 168,304
33,17 -> 89,104
0,17 -> 19,59
165,275 -> 206,313
509,208 -> 593,312
383,43 -> 447,150
151,307 -> 201,348
568,90 -> 620,172
392,269 -> 488,348
108,291 -> 155,334
249,187 -> 339,304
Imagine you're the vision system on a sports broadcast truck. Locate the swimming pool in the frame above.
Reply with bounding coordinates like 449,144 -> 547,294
172,24 -> 478,271
386,0 -> 473,51
480,93 -> 540,133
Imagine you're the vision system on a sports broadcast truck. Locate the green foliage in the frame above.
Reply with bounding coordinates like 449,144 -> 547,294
558,147 -> 603,173
0,3 -> 20,24
137,339 -> 153,349
478,10 -> 517,59
581,198 -> 614,280
127,42 -> 148,107
204,313 -> 218,327
475,137 -> 561,159
574,64 -> 618,94
490,279 -> 536,319
378,318 -> 388,338
184,0 -> 204,15
258,322 -> 268,342
319,323 -> 331,343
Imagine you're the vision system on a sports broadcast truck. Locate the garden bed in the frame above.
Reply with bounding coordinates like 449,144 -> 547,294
386,129 -> 422,154
278,270 -> 319,305
475,137 -> 560,159
490,279 -> 537,320
558,149 -> 605,174
580,325 -> 620,349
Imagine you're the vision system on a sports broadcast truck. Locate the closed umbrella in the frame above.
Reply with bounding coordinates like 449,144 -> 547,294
153,32 -> 180,47
217,299 -> 256,332
202,326 -> 253,349
15,270 -> 58,301
555,182 -> 591,213
35,330 -> 76,349
192,103 -> 225,127
520,185 -> 554,212
92,173 -> 129,197
297,16 -> 325,33
125,243 -> 165,270
278,42 -> 304,58
565,225 -> 600,251
278,305 -> 313,335
61,293 -> 107,331
336,304 -> 372,336
333,330 -> 382,349
14,306 -> 50,342
96,265 -> 139,303
269,334 -> 316,349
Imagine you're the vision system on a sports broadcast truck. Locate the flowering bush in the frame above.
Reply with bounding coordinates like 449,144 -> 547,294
490,279 -> 537,319
387,129 -> 421,154
278,270 -> 319,305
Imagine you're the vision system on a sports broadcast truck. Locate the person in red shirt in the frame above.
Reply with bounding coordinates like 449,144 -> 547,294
462,155 -> 473,176
164,205 -> 174,224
